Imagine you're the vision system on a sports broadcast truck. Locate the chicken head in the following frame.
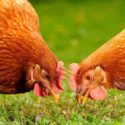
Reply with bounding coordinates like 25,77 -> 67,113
29,61 -> 64,103
69,64 -> 110,105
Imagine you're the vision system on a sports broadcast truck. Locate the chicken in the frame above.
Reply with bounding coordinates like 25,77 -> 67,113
0,0 -> 64,102
69,29 -> 125,105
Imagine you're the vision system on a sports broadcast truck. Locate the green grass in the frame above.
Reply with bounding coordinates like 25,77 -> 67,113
1,0 -> 125,124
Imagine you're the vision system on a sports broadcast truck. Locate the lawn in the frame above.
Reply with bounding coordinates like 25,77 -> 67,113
0,0 -> 125,124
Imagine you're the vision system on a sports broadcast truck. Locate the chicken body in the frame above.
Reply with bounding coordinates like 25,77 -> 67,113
0,0 -> 64,97
69,29 -> 125,104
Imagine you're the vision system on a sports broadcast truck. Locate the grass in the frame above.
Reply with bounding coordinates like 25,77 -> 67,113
1,0 -> 125,124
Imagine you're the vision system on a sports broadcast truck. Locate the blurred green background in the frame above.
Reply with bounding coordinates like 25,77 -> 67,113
1,0 -> 125,124
30,0 -> 125,66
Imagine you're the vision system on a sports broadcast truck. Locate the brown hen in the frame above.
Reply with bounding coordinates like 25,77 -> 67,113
0,0 -> 64,102
69,29 -> 125,104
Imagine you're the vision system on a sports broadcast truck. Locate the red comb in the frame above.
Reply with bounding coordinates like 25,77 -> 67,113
56,61 -> 64,90
69,63 -> 79,92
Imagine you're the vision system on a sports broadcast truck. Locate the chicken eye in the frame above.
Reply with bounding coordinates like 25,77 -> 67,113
85,75 -> 92,81
46,74 -> 50,80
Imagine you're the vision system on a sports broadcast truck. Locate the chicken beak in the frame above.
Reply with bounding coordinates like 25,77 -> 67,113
81,89 -> 90,105
76,94 -> 83,104
76,88 -> 90,105
51,91 -> 60,103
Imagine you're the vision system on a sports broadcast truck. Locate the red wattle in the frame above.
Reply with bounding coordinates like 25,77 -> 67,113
89,86 -> 107,100
34,83 -> 47,97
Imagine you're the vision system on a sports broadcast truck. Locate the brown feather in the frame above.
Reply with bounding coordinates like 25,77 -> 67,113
77,29 -> 125,89
0,0 -> 58,93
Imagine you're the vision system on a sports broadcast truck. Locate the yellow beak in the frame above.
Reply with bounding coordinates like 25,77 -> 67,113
51,91 -> 60,103
76,94 -> 83,104
76,88 -> 90,105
